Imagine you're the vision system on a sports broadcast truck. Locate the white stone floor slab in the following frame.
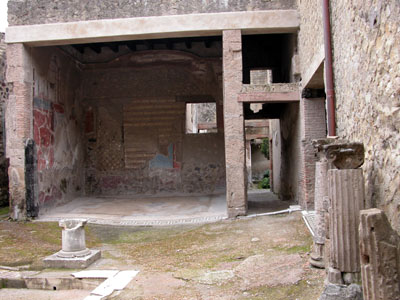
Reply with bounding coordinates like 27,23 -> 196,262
72,270 -> 119,279
302,210 -> 317,237
80,270 -> 139,300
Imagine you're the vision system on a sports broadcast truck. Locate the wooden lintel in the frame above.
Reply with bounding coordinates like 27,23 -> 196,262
238,91 -> 300,103
176,95 -> 215,103
245,120 -> 269,128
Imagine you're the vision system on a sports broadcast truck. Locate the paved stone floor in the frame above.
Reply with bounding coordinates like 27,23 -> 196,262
37,190 -> 294,226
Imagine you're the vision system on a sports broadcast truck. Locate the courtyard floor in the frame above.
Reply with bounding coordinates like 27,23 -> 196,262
0,192 -> 324,299
37,190 -> 294,226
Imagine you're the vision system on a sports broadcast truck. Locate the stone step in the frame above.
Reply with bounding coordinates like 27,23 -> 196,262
0,270 -> 103,291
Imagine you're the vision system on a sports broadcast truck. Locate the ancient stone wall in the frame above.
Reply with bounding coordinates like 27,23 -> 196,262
8,0 -> 296,26
279,102 -> 302,202
31,47 -> 85,210
330,1 -> 400,231
0,33 -> 9,207
297,1 -> 400,231
297,0 -> 324,83
82,50 -> 225,195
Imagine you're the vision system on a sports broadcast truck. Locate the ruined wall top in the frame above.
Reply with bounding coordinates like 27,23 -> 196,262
0,33 -> 6,85
8,0 -> 296,26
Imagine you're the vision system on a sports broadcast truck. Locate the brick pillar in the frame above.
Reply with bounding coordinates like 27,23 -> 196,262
222,30 -> 247,217
300,97 -> 326,210
5,43 -> 33,220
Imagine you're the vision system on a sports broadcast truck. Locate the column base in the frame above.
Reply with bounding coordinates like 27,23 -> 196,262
227,207 -> 247,218
43,249 -> 101,269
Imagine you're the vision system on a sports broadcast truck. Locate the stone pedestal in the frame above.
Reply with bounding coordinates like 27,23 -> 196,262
360,208 -> 400,300
43,219 -> 100,269
58,219 -> 91,258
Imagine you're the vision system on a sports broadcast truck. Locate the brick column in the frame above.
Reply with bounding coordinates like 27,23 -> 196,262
222,30 -> 247,217
300,97 -> 326,210
5,43 -> 33,220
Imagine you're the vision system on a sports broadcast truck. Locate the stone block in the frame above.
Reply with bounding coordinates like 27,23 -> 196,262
327,267 -> 343,285
250,69 -> 272,85
360,208 -> 400,300
319,284 -> 363,300
43,249 -> 101,269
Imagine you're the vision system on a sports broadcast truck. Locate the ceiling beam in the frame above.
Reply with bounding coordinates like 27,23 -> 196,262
72,44 -> 85,54
126,42 -> 137,51
108,43 -> 119,53
89,45 -> 102,54
185,41 -> 192,49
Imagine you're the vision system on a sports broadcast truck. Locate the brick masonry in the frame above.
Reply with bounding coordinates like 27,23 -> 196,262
222,30 -> 247,217
300,97 -> 326,209
5,43 -> 33,219
0,33 -> 9,207
82,50 -> 225,195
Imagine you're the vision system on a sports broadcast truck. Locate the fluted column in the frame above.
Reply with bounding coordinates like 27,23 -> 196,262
328,168 -> 364,284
